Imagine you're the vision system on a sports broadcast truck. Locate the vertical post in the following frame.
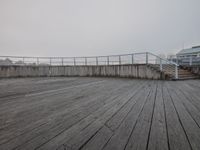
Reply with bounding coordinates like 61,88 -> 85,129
50,58 -> 52,66
175,65 -> 178,79
96,57 -> 98,66
107,56 -> 109,65
61,58 -> 64,66
189,55 -> 192,66
132,54 -> 134,64
37,58 -> 39,65
74,57 -> 76,66
146,52 -> 148,64
160,58 -> 162,71
22,57 -> 25,64
119,55 -> 121,65
85,57 -> 87,66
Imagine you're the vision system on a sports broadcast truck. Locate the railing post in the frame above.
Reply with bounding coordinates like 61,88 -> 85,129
175,65 -> 178,79
96,57 -> 98,66
22,57 -> 25,65
107,56 -> 109,65
119,56 -> 121,65
189,56 -> 192,66
146,52 -> 148,64
160,58 -> 162,71
74,57 -> 76,66
85,57 -> 87,66
50,58 -> 52,66
61,58 -> 64,66
37,58 -> 39,65
132,54 -> 134,64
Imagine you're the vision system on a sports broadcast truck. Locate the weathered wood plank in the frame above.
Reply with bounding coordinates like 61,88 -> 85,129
124,81 -> 157,150
172,83 -> 200,127
105,82 -> 148,131
162,84 -> 191,150
0,78 -> 200,150
0,80 -> 108,144
1,80 -> 134,149
147,81 -> 169,150
43,81 -> 146,150
166,82 -> 200,150
80,126 -> 113,150
102,83 -> 151,150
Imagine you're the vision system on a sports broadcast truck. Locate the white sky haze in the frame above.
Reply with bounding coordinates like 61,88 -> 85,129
0,0 -> 200,57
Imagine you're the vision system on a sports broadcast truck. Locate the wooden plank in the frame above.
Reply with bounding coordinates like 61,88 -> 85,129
162,84 -> 191,150
166,82 -> 200,150
105,81 -> 149,131
48,81 -> 146,150
67,86 -> 145,150
16,80 -> 142,150
0,80 -> 133,150
0,80 -> 108,144
102,82 -> 151,150
80,126 -> 113,150
175,82 -> 200,112
147,81 -> 169,150
0,78 -> 200,150
172,83 -> 200,127
124,81 -> 157,150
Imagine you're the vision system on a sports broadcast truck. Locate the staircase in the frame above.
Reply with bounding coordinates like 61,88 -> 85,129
148,64 -> 199,80
177,68 -> 199,80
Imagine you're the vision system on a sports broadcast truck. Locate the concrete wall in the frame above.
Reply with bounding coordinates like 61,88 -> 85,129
0,64 -> 165,79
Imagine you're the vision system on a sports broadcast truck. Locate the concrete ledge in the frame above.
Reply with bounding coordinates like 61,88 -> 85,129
0,64 -> 165,80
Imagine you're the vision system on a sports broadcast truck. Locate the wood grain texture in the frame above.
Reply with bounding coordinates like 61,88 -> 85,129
0,77 -> 199,150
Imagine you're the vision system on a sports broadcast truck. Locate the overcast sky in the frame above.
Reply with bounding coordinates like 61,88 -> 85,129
0,0 -> 200,57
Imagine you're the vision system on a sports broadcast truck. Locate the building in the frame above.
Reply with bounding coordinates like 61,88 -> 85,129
176,46 -> 200,59
176,46 -> 200,65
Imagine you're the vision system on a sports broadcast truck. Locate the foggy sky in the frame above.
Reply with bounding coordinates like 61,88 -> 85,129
0,0 -> 200,57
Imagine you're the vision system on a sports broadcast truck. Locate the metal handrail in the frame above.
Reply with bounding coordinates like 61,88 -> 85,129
0,52 -> 148,59
148,52 -> 179,66
0,52 -> 179,79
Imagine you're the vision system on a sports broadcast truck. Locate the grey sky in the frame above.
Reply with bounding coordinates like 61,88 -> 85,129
0,0 -> 200,57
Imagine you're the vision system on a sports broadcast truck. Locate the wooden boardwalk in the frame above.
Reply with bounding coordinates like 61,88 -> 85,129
0,77 -> 200,150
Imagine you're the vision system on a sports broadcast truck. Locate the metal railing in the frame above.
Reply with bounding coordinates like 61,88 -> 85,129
0,52 -> 179,79
176,56 -> 200,66
147,53 -> 179,79
169,54 -> 200,66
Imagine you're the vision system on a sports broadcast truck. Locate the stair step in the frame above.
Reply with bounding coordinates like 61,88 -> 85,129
148,64 -> 199,80
176,77 -> 199,80
178,75 -> 197,78
178,73 -> 195,75
178,71 -> 192,73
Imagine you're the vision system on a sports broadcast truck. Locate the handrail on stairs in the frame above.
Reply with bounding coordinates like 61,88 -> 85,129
147,52 -> 179,79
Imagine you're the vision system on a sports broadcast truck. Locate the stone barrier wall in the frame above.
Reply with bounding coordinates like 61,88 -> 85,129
0,64 -> 165,79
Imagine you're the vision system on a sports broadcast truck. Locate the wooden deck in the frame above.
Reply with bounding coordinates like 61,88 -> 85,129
0,77 -> 200,150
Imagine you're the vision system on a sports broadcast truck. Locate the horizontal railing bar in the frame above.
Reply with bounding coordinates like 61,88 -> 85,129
0,52 -> 148,59
0,51 -> 179,79
148,52 -> 179,66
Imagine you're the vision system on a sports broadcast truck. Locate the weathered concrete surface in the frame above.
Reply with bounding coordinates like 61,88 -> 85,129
0,64 -> 165,79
